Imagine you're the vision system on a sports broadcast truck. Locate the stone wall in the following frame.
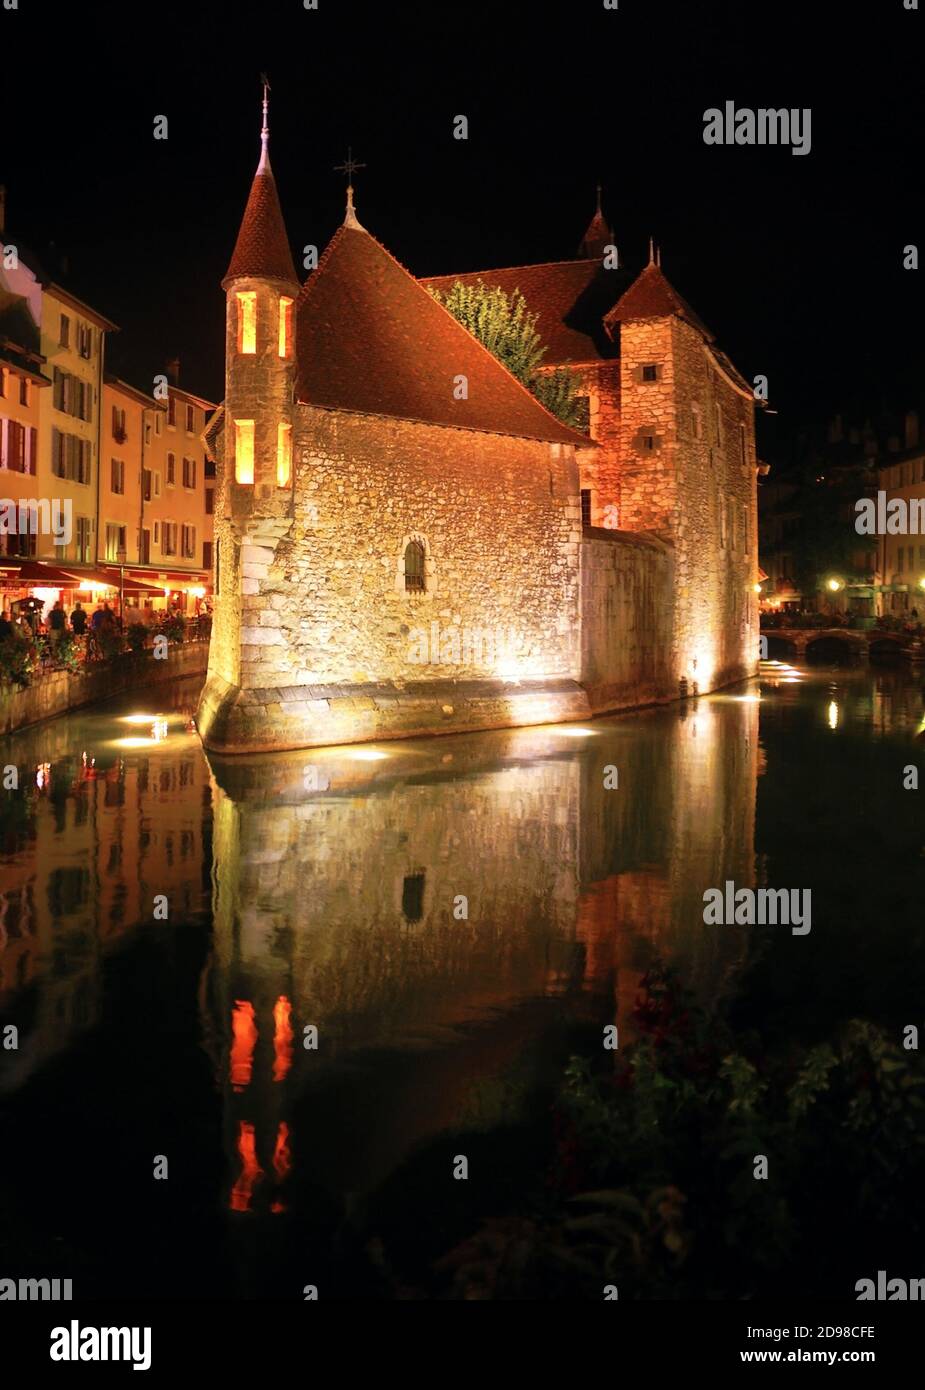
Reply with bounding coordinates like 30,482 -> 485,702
618,315 -> 759,692
199,405 -> 586,751
0,641 -> 208,737
580,528 -> 675,712
575,361 -> 622,527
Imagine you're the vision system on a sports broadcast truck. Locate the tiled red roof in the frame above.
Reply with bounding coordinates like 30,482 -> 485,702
296,226 -> 590,446
420,260 -> 627,365
604,261 -> 714,341
222,164 -> 298,288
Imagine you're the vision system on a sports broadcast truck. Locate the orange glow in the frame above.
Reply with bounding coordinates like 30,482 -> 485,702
273,1121 -> 291,1182
278,296 -> 293,357
276,422 -> 292,488
230,1000 -> 257,1091
236,291 -> 257,354
273,995 -> 294,1082
234,419 -> 255,485
230,1121 -> 263,1212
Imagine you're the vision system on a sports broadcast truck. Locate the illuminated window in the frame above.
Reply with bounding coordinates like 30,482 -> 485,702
277,421 -> 292,487
404,540 -> 425,592
278,296 -> 293,357
234,419 -> 255,484
236,292 -> 257,354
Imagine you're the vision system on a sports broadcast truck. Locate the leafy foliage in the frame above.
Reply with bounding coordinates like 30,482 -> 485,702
432,967 -> 925,1299
429,279 -> 586,430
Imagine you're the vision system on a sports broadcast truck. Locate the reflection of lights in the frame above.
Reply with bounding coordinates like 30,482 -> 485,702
231,1001 -> 257,1092
556,726 -> 597,737
151,717 -> 169,742
35,762 -> 51,789
348,749 -> 389,761
121,713 -> 158,725
273,996 -> 293,1083
230,1121 -> 263,1213
732,694 -> 761,703
828,700 -> 839,729
113,736 -> 156,748
780,677 -> 801,683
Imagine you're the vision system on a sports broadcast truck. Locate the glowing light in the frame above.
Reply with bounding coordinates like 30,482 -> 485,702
733,694 -> 761,703
278,296 -> 293,357
348,749 -> 389,761
121,713 -> 159,725
273,996 -> 293,1083
113,736 -> 156,748
277,421 -> 292,487
35,762 -> 51,789
151,717 -> 169,742
827,578 -> 843,592
828,700 -> 840,729
230,1000 -> 257,1092
230,1121 -> 263,1212
187,584 -> 206,599
556,726 -> 598,737
236,291 -> 257,354
919,577 -> 925,590
234,418 -> 255,485
752,583 -> 762,594
31,587 -> 60,606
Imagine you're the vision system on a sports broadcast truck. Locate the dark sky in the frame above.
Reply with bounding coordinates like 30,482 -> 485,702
3,0 -> 923,464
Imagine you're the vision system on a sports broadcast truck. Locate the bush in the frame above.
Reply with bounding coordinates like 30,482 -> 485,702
127,623 -> 148,653
0,634 -> 39,688
54,630 -> 81,673
161,613 -> 186,643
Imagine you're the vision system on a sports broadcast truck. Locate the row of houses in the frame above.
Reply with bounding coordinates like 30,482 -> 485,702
0,190 -> 214,614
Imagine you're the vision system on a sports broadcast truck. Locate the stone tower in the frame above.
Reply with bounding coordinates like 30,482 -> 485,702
209,87 -> 300,697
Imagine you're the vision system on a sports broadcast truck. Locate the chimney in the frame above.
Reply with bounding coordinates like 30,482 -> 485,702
0,186 -> 6,237
166,357 -> 180,386
905,410 -> 919,449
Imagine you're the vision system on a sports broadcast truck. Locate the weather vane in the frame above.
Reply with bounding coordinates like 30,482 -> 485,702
334,146 -> 366,187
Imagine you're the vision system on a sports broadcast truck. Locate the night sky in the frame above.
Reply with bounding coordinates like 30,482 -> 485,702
3,0 -> 923,465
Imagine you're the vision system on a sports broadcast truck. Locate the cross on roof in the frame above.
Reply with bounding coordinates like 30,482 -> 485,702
334,147 -> 366,186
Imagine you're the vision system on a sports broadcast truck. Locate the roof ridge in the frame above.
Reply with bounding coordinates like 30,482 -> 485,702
421,257 -> 599,281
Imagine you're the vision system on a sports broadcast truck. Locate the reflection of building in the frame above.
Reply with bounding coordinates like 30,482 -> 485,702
204,699 -> 758,1205
0,706 -> 211,1090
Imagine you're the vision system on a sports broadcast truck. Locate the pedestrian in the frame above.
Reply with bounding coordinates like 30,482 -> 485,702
91,603 -> 105,633
70,602 -> 87,636
0,607 -> 12,641
49,600 -> 66,646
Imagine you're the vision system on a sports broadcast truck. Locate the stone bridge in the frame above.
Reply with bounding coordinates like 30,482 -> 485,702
761,627 -> 925,662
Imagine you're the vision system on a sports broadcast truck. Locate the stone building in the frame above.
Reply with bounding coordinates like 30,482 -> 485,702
197,105 -> 760,754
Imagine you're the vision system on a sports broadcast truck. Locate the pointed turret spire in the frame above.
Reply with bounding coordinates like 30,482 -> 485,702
334,148 -> 367,230
222,79 -> 298,288
578,183 -> 614,261
258,73 -> 270,172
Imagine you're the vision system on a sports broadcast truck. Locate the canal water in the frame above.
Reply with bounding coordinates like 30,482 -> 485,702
0,660 -> 923,1299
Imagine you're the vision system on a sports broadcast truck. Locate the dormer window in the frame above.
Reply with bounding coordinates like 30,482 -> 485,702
236,292 -> 257,354
234,419 -> 255,484
278,296 -> 293,357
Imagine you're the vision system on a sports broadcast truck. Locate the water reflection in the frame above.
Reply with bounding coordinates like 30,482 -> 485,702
1,663 -> 922,1295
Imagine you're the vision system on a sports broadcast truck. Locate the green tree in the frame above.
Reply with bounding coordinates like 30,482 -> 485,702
429,279 -> 585,430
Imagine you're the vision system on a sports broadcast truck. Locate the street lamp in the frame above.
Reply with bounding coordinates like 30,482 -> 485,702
117,543 -> 127,647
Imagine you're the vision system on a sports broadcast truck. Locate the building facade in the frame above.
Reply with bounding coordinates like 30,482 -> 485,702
198,107 -> 761,753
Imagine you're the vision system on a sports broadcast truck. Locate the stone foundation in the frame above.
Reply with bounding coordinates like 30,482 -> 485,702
197,670 -> 592,753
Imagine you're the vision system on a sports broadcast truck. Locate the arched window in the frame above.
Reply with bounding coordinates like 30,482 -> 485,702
404,540 -> 425,592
